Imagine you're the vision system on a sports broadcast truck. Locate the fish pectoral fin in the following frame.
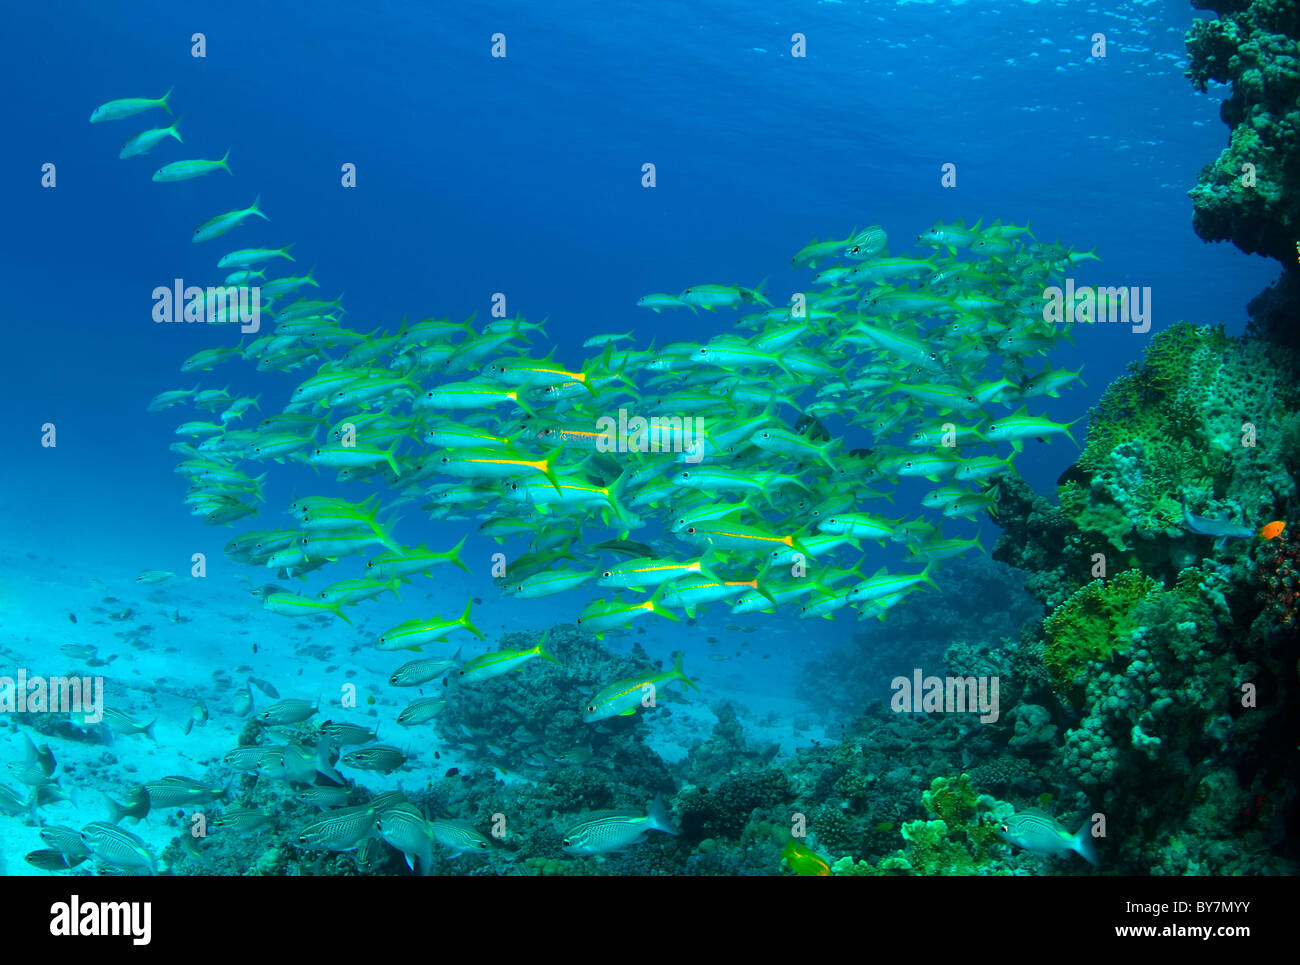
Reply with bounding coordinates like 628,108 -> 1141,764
619,708 -> 637,716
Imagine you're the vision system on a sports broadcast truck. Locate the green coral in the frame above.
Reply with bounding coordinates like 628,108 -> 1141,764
923,773 -> 978,826
1043,570 -> 1159,703
835,776 -> 1008,875
1060,322 -> 1299,576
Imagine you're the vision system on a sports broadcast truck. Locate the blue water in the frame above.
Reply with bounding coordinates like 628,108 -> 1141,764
0,0 -> 1285,877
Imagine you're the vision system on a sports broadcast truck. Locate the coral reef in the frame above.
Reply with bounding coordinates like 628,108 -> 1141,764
1055,323 -> 1298,579
1185,0 -> 1300,347
1042,570 -> 1160,703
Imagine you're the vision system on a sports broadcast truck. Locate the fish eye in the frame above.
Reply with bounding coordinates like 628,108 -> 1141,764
687,527 -> 697,534
966,396 -> 975,403
1000,824 -> 1008,833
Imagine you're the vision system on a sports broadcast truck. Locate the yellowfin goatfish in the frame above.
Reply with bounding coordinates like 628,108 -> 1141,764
375,600 -> 484,651
583,653 -> 697,723
192,196 -> 269,243
153,149 -> 232,181
458,634 -> 558,684
119,120 -> 181,158
263,590 -> 352,625
89,88 -> 172,123
218,245 -> 295,269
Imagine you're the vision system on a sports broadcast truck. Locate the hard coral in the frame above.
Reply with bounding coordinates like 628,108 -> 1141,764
1042,571 -> 1159,703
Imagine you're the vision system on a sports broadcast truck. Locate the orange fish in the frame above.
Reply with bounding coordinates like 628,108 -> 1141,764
1259,521 -> 1285,540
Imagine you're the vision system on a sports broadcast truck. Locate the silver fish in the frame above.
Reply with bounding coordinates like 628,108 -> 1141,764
294,804 -> 381,852
319,720 -> 378,747
211,808 -> 273,832
376,803 -> 433,873
39,825 -> 93,857
388,651 -> 460,687
25,849 -> 88,872
396,697 -> 446,727
341,745 -> 408,774
81,821 -> 157,875
222,745 -> 267,772
144,776 -> 224,809
297,785 -> 353,809
561,796 -> 677,855
997,809 -> 1099,866
256,698 -> 317,725
428,819 -> 492,856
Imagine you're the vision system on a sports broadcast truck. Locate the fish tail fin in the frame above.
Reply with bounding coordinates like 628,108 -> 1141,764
460,599 -> 485,640
446,534 -> 471,573
750,277 -> 771,306
580,344 -> 613,396
755,578 -> 779,607
919,562 -> 940,592
651,597 -> 681,623
387,578 -> 402,603
384,442 -> 402,478
364,506 -> 402,553
220,147 -> 232,174
332,603 -> 352,626
536,629 -> 559,664
538,458 -> 564,496
282,243 -> 296,262
604,477 -> 637,542
144,719 -> 158,741
648,793 -> 679,835
251,194 -> 269,221
159,86 -> 174,114
513,390 -> 538,420
1073,821 -> 1100,867
817,438 -> 840,471
670,651 -> 698,691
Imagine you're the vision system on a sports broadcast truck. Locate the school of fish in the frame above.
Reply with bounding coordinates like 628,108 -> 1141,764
52,86 -> 1099,873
